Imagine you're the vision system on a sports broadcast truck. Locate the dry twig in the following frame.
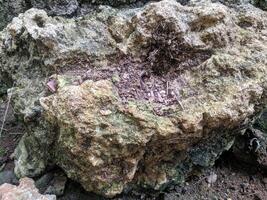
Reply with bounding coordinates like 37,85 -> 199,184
174,89 -> 184,110
0,90 -> 12,137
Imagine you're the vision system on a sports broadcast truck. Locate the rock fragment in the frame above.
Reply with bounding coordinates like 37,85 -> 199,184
0,177 -> 56,200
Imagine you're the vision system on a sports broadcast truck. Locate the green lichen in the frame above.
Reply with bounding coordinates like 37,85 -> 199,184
0,147 -> 6,157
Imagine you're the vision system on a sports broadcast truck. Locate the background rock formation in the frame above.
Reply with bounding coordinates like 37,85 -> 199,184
0,0 -> 267,198
0,0 -> 143,30
1,0 -> 267,29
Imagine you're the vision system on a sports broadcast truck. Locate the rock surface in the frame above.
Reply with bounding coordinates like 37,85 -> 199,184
35,171 -> 67,196
0,0 -> 267,198
0,0 -> 143,30
1,0 -> 267,30
0,177 -> 56,200
0,171 -> 19,186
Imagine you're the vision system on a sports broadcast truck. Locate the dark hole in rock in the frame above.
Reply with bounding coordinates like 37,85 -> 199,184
177,0 -> 190,6
253,0 -> 267,11
0,72 -> 13,97
24,0 -> 33,8
81,137 -> 92,149
238,20 -> 253,28
148,22 -> 212,76
34,16 -> 45,28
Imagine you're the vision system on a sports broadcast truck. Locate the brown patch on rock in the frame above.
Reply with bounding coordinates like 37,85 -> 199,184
63,53 -> 209,113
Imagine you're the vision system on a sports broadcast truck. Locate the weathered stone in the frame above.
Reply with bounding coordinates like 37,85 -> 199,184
0,177 -> 56,200
35,172 -> 54,193
1,0 -> 266,31
29,0 -> 79,15
0,0 -> 27,30
0,0 -> 267,198
35,171 -> 67,196
44,173 -> 67,196
0,171 -> 18,185
0,0 -> 143,31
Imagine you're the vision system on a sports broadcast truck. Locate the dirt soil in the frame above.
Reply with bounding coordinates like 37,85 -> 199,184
1,101 -> 267,200
163,153 -> 267,200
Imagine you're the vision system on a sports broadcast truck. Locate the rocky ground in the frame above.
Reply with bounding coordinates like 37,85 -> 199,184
1,100 -> 267,199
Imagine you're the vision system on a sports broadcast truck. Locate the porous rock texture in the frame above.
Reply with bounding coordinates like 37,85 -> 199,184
0,0 -> 267,198
1,0 -> 267,30
0,0 -> 142,30
0,177 -> 56,200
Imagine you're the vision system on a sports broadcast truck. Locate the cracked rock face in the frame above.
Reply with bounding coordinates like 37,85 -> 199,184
0,0 -> 267,197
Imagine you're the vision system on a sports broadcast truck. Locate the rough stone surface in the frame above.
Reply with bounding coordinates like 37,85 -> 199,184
0,171 -> 19,185
0,0 -> 143,30
0,0 -> 267,198
35,171 -> 67,196
0,177 -> 56,200
1,0 -> 267,30
0,0 -> 27,30
29,0 -> 79,16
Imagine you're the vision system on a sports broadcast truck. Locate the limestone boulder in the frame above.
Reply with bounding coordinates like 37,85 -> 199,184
0,0 -> 267,198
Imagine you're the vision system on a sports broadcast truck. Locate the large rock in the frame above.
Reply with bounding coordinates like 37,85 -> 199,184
1,0 -> 267,30
29,0 -> 138,8
0,177 -> 56,200
0,171 -> 18,186
0,0 -> 141,30
0,0 -> 267,197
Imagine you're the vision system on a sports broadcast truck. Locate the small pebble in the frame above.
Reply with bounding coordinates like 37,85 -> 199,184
207,173 -> 218,184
